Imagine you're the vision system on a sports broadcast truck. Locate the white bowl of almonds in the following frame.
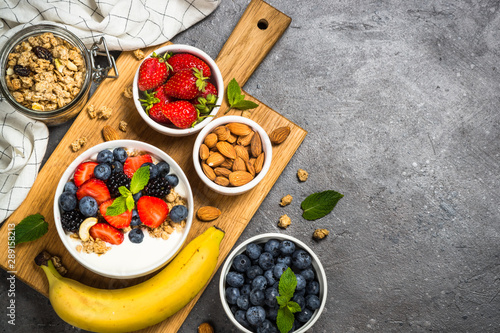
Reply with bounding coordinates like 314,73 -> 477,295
192,116 -> 272,196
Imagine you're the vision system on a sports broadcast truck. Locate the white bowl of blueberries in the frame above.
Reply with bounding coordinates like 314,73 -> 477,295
219,233 -> 327,333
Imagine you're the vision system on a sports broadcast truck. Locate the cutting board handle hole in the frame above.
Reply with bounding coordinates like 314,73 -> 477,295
257,19 -> 269,30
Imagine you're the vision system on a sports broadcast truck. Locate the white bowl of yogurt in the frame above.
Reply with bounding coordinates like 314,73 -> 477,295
53,140 -> 194,279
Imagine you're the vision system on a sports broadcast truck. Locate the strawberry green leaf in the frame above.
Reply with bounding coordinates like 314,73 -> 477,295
14,214 -> 48,245
277,307 -> 294,333
130,166 -> 150,194
279,268 -> 297,301
287,301 -> 302,314
231,100 -> 259,110
301,190 -> 344,220
105,197 -> 128,216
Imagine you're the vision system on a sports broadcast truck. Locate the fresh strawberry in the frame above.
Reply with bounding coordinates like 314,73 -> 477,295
197,82 -> 218,99
163,68 -> 208,100
123,154 -> 153,178
76,178 -> 111,205
89,223 -> 124,245
190,82 -> 219,114
162,100 -> 202,129
167,53 -> 212,77
136,196 -> 169,228
99,199 -> 132,228
140,89 -> 172,124
137,52 -> 171,91
73,162 -> 98,187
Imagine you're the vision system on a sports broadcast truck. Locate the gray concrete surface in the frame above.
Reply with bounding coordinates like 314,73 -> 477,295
2,0 -> 500,332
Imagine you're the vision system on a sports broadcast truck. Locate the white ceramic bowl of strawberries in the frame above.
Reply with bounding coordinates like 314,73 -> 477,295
133,44 -> 224,137
53,140 -> 194,279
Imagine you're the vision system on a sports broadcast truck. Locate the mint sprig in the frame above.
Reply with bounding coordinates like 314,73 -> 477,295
276,268 -> 301,333
106,166 -> 150,216
301,190 -> 344,221
14,213 -> 48,245
225,78 -> 259,115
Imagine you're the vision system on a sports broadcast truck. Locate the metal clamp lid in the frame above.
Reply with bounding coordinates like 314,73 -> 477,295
89,37 -> 119,83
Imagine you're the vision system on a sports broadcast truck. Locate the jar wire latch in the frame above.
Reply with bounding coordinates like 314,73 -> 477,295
89,37 -> 119,84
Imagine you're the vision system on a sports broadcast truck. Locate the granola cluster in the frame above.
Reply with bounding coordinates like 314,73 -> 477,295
5,32 -> 86,111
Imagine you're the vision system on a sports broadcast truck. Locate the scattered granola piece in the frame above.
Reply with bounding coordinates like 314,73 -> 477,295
278,214 -> 291,229
119,120 -> 128,132
123,85 -> 133,98
280,194 -> 293,207
76,245 -> 83,253
133,49 -> 145,60
297,168 -> 309,182
97,106 -> 113,119
70,137 -> 87,152
241,110 -> 252,118
87,104 -> 96,119
313,228 -> 330,240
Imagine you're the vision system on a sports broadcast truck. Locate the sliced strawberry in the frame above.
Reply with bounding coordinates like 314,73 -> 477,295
137,196 -> 169,228
73,161 -> 98,187
99,199 -> 132,228
76,178 -> 111,205
167,53 -> 212,77
89,223 -> 124,245
123,154 -> 153,178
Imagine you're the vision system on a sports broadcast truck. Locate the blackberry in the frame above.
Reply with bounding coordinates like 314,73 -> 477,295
107,171 -> 130,197
144,177 -> 171,198
61,210 -> 85,232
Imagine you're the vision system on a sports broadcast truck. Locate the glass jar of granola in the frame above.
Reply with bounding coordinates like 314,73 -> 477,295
0,24 -> 118,126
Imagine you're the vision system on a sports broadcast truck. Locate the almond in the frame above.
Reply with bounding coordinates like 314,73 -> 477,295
214,176 -> 230,187
229,171 -> 254,186
232,157 -> 246,172
269,126 -> 291,145
234,145 -> 249,162
214,126 -> 231,141
254,152 -> 265,173
250,132 -> 262,157
214,167 -> 232,178
199,144 -> 210,160
220,158 -> 233,169
237,131 -> 254,146
227,122 -> 252,136
227,133 -> 237,144
201,163 -> 216,181
198,322 -> 215,333
204,133 -> 218,148
216,141 -> 237,160
206,152 -> 225,167
245,160 -> 256,177
102,126 -> 120,141
197,206 -> 221,221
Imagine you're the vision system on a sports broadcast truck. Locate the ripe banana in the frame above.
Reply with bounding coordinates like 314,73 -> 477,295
36,226 -> 225,333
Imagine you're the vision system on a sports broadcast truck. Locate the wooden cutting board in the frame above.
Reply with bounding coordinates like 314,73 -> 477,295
0,1 -> 305,331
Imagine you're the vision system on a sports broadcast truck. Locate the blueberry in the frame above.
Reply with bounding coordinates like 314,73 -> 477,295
133,191 -> 143,202
225,287 -> 240,304
78,196 -> 98,217
165,174 -> 179,187
264,269 -> 276,285
234,310 -> 250,328
279,240 -> 296,255
246,306 -> 266,326
233,254 -> 252,273
96,149 -> 114,163
230,305 -> 239,314
246,243 -> 262,260
264,239 -> 281,257
273,262 -> 288,279
296,308 -> 313,323
292,250 -> 312,270
63,181 -> 78,194
249,289 -> 265,306
251,275 -> 268,291
276,255 -> 292,266
292,294 -> 305,310
141,162 -> 159,179
295,274 -> 306,291
305,280 -> 320,295
294,287 -> 306,297
169,205 -> 188,222
300,268 -> 315,281
246,265 -> 263,280
128,228 -> 144,243
156,161 -> 170,177
94,163 -> 112,180
130,209 -> 142,227
240,284 -> 251,295
226,271 -> 245,288
264,287 -> 279,308
59,192 -> 77,212
113,147 -> 127,163
305,294 -> 321,310
258,252 -> 274,270
257,319 -> 279,333
111,161 -> 123,173
266,307 -> 279,321
236,294 -> 250,310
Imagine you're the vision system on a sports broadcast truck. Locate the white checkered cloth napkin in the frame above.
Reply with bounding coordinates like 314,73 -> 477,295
0,0 -> 221,222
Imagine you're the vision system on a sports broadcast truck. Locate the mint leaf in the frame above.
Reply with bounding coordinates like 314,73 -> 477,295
279,268 -> 297,300
277,307 -> 294,333
276,295 -> 289,307
126,195 -> 135,212
130,166 -> 150,194
301,190 -> 344,220
231,100 -> 259,110
119,186 -> 131,197
287,301 -> 301,314
14,214 -> 48,245
227,78 -> 245,105
105,197 -> 127,216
